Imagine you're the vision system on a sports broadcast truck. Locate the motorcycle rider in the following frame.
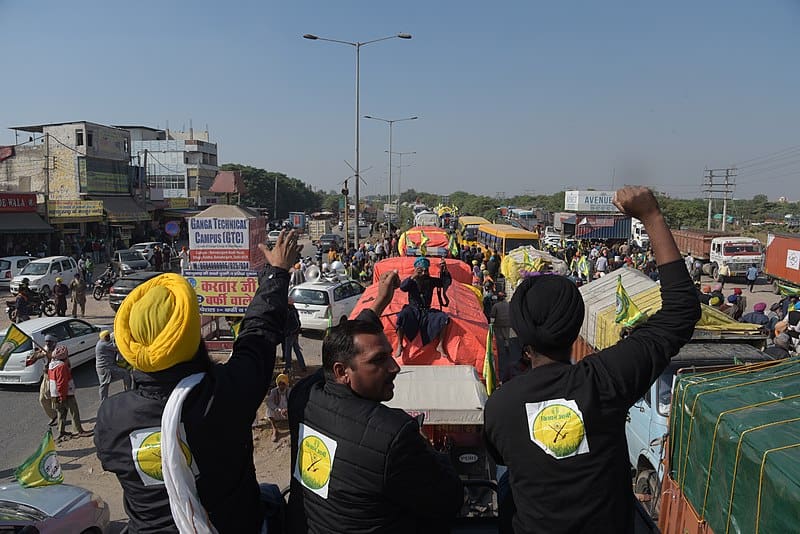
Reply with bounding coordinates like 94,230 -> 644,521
53,277 -> 69,317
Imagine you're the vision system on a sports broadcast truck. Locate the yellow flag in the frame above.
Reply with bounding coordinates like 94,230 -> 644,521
484,325 -> 497,395
615,276 -> 646,327
419,230 -> 430,257
0,323 -> 31,371
15,430 -> 63,487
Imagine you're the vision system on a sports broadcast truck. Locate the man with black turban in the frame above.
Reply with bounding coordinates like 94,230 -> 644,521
484,187 -> 700,534
395,256 -> 452,359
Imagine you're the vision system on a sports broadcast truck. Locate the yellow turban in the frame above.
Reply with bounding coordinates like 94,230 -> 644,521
114,273 -> 201,372
276,373 -> 289,386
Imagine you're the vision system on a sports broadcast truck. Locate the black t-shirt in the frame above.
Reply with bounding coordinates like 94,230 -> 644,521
484,261 -> 699,534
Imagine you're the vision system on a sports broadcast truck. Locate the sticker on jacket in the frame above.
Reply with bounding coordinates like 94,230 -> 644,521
294,423 -> 337,499
129,426 -> 197,486
525,399 -> 589,459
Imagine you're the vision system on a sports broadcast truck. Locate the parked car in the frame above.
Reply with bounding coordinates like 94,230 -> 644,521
266,230 -> 281,247
289,277 -> 365,331
10,256 -> 79,297
0,317 -> 110,385
131,241 -> 174,262
108,271 -> 161,312
0,480 -> 110,532
111,249 -> 150,276
317,234 -> 344,253
0,256 -> 32,289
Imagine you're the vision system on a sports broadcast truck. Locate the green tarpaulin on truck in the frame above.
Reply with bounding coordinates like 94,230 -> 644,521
670,357 -> 800,534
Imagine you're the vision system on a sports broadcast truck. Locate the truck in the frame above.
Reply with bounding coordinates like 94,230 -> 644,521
571,267 -> 768,519
307,219 -> 333,242
630,217 -> 650,249
671,229 -> 764,280
659,358 -> 800,534
764,232 -> 800,294
414,210 -> 440,227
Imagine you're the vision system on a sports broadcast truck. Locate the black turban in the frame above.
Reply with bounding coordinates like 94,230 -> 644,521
510,275 -> 585,355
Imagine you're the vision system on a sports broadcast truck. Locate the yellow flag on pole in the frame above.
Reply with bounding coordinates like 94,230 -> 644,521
15,430 -> 64,487
0,323 -> 31,371
615,276 -> 646,327
484,325 -> 497,395
419,230 -> 430,257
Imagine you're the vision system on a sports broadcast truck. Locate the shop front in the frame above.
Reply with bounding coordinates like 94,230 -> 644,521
90,195 -> 151,249
0,193 -> 53,256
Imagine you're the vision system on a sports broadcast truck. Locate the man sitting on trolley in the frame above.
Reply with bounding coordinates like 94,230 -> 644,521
395,256 -> 452,359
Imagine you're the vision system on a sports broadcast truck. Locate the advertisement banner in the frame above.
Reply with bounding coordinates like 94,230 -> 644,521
48,200 -> 104,219
184,270 -> 260,316
0,193 -> 37,212
189,217 -> 250,250
249,217 -> 266,271
564,190 -> 619,213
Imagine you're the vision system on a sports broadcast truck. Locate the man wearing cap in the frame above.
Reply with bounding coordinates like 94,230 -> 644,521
742,302 -> 770,327
94,230 -> 302,533
26,334 -> 60,425
395,257 -> 452,359
95,330 -> 132,402
265,373 -> 291,442
69,272 -> 87,318
484,187 -> 700,534
53,277 -> 68,317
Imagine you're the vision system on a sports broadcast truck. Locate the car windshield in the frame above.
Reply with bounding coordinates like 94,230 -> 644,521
132,244 -> 147,250
724,244 -> 761,255
290,288 -> 329,305
0,260 -> 9,270
20,262 -> 48,275
119,252 -> 143,261
0,333 -> 33,354
320,235 -> 337,241
504,238 -> 540,254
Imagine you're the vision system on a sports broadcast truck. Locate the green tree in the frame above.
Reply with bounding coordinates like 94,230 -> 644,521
220,164 -> 322,219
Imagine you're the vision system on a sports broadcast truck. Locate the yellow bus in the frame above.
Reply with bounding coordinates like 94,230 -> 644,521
476,224 -> 540,258
457,216 -> 491,248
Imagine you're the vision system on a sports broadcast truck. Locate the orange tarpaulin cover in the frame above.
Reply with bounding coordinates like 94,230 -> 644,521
372,256 -> 472,285
397,226 -> 452,257
351,267 -> 496,380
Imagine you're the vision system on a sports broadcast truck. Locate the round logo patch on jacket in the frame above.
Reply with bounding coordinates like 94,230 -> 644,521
294,423 -> 338,498
129,426 -> 195,486
525,399 -> 589,459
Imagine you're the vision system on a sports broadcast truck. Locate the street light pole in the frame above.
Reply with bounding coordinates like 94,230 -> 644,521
303,32 -> 412,250
363,115 -> 417,226
387,150 -> 416,220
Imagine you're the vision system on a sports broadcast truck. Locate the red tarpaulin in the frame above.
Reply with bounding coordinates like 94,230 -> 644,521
372,256 -> 472,285
397,226 -> 452,257
351,265 -> 496,380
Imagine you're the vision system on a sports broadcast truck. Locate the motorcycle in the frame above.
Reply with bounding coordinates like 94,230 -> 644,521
6,290 -> 56,322
93,273 -> 118,301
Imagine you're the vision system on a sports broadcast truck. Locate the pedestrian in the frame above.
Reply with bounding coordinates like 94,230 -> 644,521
153,245 -> 163,272
53,277 -> 68,317
717,262 -> 730,289
178,245 -> 190,275
26,334 -> 59,426
746,263 -> 759,292
265,373 -> 291,442
764,333 -> 794,359
69,273 -> 87,318
84,256 -> 94,284
283,298 -> 307,374
48,345 -> 93,442
95,330 -> 132,402
484,187 -> 700,534
94,230 -> 301,532
490,291 -> 514,371
287,270 -> 464,533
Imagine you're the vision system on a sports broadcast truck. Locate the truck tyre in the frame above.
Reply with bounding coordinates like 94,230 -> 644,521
635,469 -> 660,520
711,265 -> 720,281
773,280 -> 781,295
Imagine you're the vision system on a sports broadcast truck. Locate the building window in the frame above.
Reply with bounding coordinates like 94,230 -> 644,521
148,174 -> 186,190
75,130 -> 84,146
87,131 -> 94,147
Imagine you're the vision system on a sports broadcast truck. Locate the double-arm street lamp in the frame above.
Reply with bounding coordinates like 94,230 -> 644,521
363,115 -> 417,222
386,150 -> 416,218
303,32 -> 412,249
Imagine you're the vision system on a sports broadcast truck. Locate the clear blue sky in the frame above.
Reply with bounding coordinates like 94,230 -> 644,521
2,0 -> 799,200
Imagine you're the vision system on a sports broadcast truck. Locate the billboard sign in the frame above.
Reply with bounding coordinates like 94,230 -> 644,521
184,270 -> 259,316
564,190 -> 619,213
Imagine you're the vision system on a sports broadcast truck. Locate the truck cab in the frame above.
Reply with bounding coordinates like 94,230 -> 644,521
630,218 -> 650,249
707,237 -> 763,279
626,341 -> 769,519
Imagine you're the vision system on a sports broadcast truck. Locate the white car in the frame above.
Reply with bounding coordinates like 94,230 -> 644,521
266,230 -> 281,247
0,256 -> 32,289
10,256 -> 79,296
132,242 -> 173,262
289,278 -> 366,331
0,481 -> 110,532
0,317 -> 109,385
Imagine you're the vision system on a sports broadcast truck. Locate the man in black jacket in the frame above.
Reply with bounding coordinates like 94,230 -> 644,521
287,270 -> 464,533
484,187 -> 701,534
94,230 -> 302,533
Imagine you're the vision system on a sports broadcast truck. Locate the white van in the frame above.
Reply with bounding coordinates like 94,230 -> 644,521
10,256 -> 79,296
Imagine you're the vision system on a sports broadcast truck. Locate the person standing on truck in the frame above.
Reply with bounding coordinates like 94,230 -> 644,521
746,263 -> 759,292
483,186 -> 700,534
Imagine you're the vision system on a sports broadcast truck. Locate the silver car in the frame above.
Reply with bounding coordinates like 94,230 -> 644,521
0,481 -> 110,533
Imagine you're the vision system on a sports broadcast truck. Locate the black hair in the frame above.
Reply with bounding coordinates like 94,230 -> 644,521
322,319 -> 384,376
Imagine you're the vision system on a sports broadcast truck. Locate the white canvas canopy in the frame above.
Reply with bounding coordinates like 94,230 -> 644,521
384,365 -> 488,425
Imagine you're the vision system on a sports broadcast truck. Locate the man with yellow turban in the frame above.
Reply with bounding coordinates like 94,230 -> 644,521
94,229 -> 302,534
